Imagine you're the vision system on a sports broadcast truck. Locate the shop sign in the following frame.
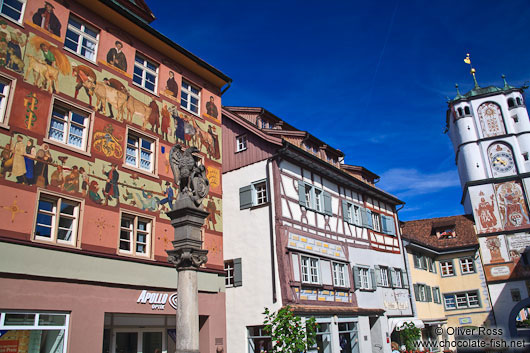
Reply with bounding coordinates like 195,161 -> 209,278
459,317 -> 472,325
137,290 -> 178,310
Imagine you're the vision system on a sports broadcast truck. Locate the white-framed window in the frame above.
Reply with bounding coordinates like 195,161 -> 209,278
304,184 -> 312,207
34,192 -> 81,246
133,54 -> 158,93
0,0 -> 26,24
236,134 -> 247,152
333,262 -> 347,287
64,16 -> 99,62
247,326 -> 272,353
314,188 -> 323,212
444,291 -> 480,310
119,212 -> 153,258
48,102 -> 91,151
181,80 -> 200,115
380,267 -> 389,287
440,260 -> 455,277
224,260 -> 234,287
0,312 -> 69,353
301,255 -> 320,284
371,212 -> 381,232
0,76 -> 13,125
394,269 -> 402,288
125,132 -> 155,173
252,180 -> 267,206
460,257 -> 475,274
432,287 -> 441,304
359,267 -> 371,290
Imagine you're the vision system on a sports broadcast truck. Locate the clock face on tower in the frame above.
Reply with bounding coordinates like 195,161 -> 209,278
488,143 -> 516,177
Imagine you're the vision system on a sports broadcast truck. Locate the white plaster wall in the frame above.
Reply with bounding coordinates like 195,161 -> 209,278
488,280 -> 529,334
223,160 -> 282,353
458,143 -> 486,184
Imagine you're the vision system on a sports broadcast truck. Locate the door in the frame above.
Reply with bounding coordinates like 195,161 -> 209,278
112,329 -> 165,353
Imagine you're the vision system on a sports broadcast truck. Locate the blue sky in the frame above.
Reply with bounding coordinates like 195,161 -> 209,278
149,0 -> 530,221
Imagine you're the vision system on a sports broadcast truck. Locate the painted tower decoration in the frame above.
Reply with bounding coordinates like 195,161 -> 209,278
446,54 -> 530,335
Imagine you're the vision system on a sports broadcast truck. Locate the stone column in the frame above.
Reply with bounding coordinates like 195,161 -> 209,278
167,196 -> 209,353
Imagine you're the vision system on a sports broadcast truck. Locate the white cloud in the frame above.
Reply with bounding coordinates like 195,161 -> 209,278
378,168 -> 460,198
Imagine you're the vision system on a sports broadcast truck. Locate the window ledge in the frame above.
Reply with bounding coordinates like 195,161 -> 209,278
250,202 -> 270,210
132,81 -> 159,98
63,47 -> 98,66
235,148 -> 247,153
180,105 -> 200,118
122,163 -> 159,179
31,237 -> 80,250
0,122 -> 10,130
43,137 -> 91,157
117,251 -> 154,261
0,14 -> 24,28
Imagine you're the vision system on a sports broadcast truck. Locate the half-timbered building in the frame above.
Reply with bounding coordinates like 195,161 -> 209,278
222,106 -> 418,353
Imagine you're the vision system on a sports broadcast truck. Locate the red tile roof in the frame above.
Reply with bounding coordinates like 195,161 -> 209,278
401,214 -> 478,250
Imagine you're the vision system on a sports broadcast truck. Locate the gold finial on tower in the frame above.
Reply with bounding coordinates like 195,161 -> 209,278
464,53 -> 479,88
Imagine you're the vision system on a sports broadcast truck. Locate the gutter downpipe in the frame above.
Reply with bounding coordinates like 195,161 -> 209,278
400,238 -> 417,319
220,80 -> 232,96
267,155 -> 278,303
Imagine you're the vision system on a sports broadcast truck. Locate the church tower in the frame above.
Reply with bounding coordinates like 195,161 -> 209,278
446,57 -> 530,336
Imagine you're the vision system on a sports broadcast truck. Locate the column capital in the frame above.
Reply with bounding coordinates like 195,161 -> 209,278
167,247 -> 208,270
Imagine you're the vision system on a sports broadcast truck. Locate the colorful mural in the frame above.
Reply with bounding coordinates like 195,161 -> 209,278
477,102 -> 506,138
0,0 -> 224,266
495,181 -> 530,231
469,184 -> 503,233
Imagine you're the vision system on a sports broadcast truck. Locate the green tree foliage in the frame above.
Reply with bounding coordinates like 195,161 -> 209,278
263,306 -> 318,352
398,322 -> 421,351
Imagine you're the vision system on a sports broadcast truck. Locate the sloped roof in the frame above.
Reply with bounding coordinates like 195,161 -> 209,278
401,214 -> 478,251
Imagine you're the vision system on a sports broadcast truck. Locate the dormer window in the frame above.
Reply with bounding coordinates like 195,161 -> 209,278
457,108 -> 463,117
432,226 -> 456,239
464,106 -> 470,115
516,97 -> 522,106
508,98 -> 515,108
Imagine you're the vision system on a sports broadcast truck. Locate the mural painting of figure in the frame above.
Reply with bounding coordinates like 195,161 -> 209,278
79,167 -> 88,196
89,180 -> 103,204
159,181 -> 174,211
205,96 -> 218,119
0,141 -> 13,178
172,110 -> 185,145
205,196 -> 220,230
24,139 -> 36,185
12,135 -> 26,183
207,125 -> 220,160
50,165 -> 65,189
161,104 -> 170,140
148,99 -> 160,134
103,164 -> 120,206
34,143 -> 52,187
165,71 -> 178,98
72,65 -> 96,106
496,182 -> 530,230
26,37 -> 70,94
32,1 -> 62,37
123,188 -> 159,212
0,21 -> 26,72
475,194 -> 499,232
63,166 -> 80,193
106,41 -> 127,72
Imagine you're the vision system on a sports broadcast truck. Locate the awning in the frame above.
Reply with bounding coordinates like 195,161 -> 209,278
389,317 -> 424,332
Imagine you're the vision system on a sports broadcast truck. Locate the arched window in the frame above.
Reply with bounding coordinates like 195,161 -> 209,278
464,106 -> 471,115
457,108 -> 463,116
508,98 -> 515,108
516,97 -> 522,106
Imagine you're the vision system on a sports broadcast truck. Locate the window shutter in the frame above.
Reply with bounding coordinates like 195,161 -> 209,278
433,287 -> 439,303
370,268 -> 377,290
374,265 -> 382,287
233,258 -> 242,287
298,181 -> 307,207
323,191 -> 332,216
342,201 -> 351,223
353,266 -> 361,290
421,256 -> 428,270
402,271 -> 409,288
239,186 -> 253,209
389,268 -> 396,288
362,208 -> 373,229
433,260 -> 437,274
381,215 -> 389,233
413,254 -> 419,269
426,285 -> 432,302
413,284 -> 420,301
386,216 -> 396,235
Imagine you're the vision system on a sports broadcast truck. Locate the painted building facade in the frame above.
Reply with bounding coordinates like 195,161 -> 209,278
0,0 -> 230,352
401,215 -> 493,350
222,106 -> 417,353
446,78 -> 530,337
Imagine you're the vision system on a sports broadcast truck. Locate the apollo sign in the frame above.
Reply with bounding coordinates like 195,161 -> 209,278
137,290 -> 178,310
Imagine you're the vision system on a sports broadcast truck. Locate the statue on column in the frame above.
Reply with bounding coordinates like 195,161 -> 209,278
169,144 -> 210,208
